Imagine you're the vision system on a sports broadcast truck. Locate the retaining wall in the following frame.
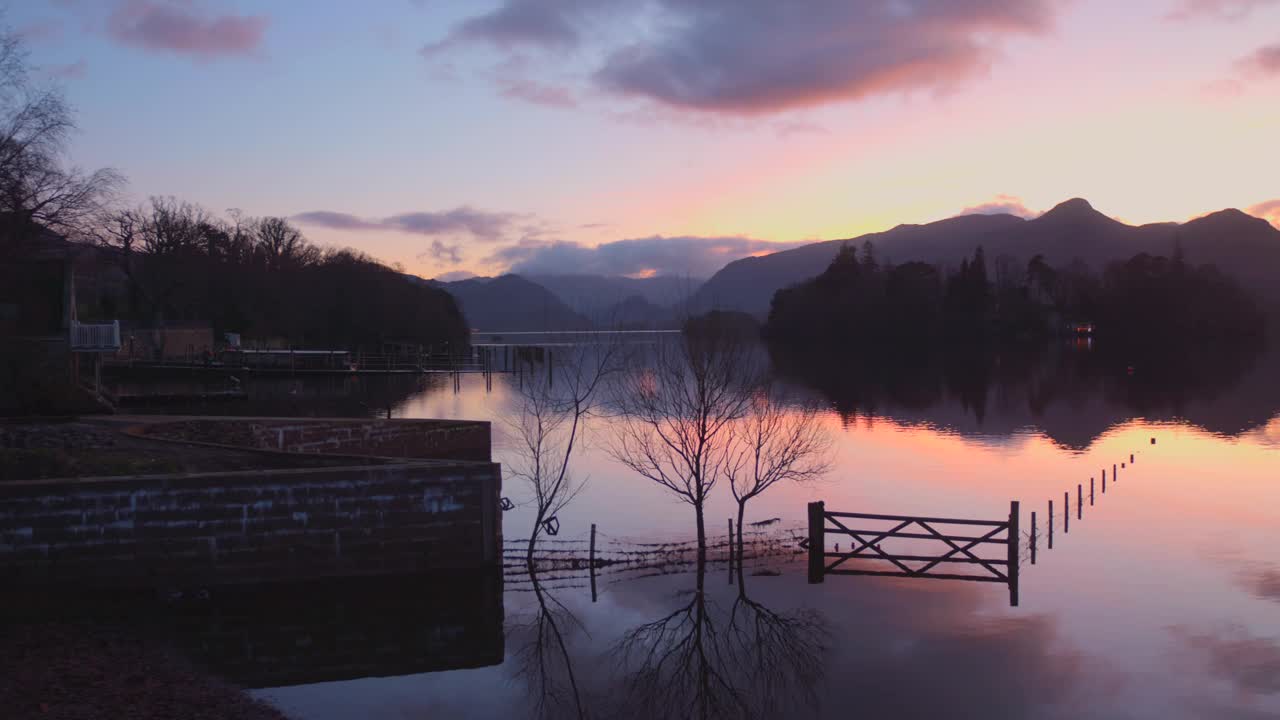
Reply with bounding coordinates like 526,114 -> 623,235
137,418 -> 491,461
0,461 -> 502,584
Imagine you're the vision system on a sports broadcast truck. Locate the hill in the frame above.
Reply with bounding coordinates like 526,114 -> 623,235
525,274 -> 700,317
693,200 -> 1280,316
425,274 -> 591,331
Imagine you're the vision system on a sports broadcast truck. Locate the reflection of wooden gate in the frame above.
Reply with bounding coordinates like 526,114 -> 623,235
806,501 -> 1020,607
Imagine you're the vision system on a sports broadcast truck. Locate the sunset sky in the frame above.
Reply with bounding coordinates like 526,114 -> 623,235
12,0 -> 1280,279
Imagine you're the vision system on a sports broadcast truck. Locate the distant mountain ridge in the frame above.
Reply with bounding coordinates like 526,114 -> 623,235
693,199 -> 1280,316
416,274 -> 591,332
526,274 -> 700,316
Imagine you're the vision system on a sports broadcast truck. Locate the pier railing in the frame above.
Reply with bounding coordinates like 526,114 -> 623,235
70,320 -> 120,351
807,501 -> 1020,606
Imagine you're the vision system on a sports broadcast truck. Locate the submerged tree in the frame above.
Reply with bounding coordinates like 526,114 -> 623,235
724,387 -> 831,557
609,319 -> 762,557
509,339 -> 621,565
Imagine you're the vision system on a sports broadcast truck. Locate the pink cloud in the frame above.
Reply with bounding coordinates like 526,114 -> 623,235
1238,43 -> 1280,75
107,1 -> 267,59
1247,199 -> 1280,228
960,195 -> 1038,219
1167,0 -> 1280,20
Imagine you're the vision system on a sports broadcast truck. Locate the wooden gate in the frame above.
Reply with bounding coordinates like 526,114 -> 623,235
807,501 -> 1020,607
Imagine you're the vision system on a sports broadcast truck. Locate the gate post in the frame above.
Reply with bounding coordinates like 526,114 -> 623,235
807,501 -> 825,584
1008,501 -> 1020,607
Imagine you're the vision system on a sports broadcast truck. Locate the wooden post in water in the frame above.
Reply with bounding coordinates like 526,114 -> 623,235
589,523 -> 598,603
1008,501 -> 1020,607
1102,468 -> 1107,493
1077,485 -> 1083,520
1113,463 -> 1118,482
807,501 -> 825,584
1030,511 -> 1037,565
1130,453 -> 1135,464
1064,491 -> 1070,534
1090,477 -> 1095,506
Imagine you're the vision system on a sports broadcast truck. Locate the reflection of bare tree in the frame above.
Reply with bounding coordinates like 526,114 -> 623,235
512,561 -> 590,720
613,563 -> 828,720
725,564 -> 827,717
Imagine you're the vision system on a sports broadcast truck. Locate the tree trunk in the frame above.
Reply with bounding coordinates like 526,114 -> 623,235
735,500 -> 746,568
694,501 -> 706,571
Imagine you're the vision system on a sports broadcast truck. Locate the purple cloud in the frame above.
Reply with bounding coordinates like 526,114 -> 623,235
47,59 -> 89,79
430,0 -> 1058,115
1167,0 -> 1279,20
107,0 -> 267,59
1247,199 -> 1280,228
422,0 -> 583,56
497,77 -> 577,108
960,195 -> 1038,219
434,270 -> 477,282
489,235 -> 807,277
293,207 -> 525,243
1238,43 -> 1280,74
422,240 -> 463,264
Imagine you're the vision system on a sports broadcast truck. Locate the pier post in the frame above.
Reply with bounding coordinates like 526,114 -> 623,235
1077,485 -> 1082,520
1064,491 -> 1069,534
1090,477 -> 1095,505
1048,499 -> 1054,549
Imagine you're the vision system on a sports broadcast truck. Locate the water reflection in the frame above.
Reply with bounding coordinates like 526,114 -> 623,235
514,563 -> 590,720
770,343 -> 1280,449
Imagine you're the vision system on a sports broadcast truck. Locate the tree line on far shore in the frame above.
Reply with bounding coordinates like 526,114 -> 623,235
90,198 -> 468,351
0,23 -> 466,353
764,241 -> 1265,352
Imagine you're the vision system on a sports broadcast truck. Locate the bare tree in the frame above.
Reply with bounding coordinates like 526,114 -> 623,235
254,216 -> 318,270
608,319 -> 762,556
0,27 -> 120,246
724,386 -> 831,556
508,338 -> 620,565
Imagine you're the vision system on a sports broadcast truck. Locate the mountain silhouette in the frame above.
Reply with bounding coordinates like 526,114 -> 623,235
693,199 -> 1280,316
423,274 -> 591,331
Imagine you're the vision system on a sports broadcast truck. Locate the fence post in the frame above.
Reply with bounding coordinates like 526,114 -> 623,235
807,501 -> 825,584
1008,501 -> 1020,607
590,523 -> 598,603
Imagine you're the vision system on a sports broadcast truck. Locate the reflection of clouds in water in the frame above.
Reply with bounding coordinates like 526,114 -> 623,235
1240,566 -> 1280,605
1252,417 -> 1280,448
1172,626 -> 1280,695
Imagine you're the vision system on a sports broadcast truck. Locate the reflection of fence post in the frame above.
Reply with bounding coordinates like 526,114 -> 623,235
807,501 -> 825,584
1064,492 -> 1070,534
1030,511 -> 1037,565
1008,501 -> 1020,607
589,523 -> 598,603
728,518 -> 734,565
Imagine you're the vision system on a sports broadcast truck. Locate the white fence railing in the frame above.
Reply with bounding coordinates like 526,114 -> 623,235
71,320 -> 121,351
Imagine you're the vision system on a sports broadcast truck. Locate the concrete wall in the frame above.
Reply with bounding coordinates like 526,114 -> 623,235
139,418 -> 492,462
0,461 -> 502,584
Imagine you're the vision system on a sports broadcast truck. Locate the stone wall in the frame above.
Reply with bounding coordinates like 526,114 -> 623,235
138,418 -> 492,461
0,461 -> 502,584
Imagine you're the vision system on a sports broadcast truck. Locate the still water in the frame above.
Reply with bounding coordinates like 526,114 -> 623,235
125,344 -> 1280,719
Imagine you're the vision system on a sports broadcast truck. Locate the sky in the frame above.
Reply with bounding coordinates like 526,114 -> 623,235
10,0 -> 1280,280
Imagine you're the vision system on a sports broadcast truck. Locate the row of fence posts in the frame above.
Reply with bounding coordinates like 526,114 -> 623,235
1029,439 -> 1155,565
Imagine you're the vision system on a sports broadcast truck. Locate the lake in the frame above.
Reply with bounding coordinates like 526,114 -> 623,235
119,341 -> 1280,719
